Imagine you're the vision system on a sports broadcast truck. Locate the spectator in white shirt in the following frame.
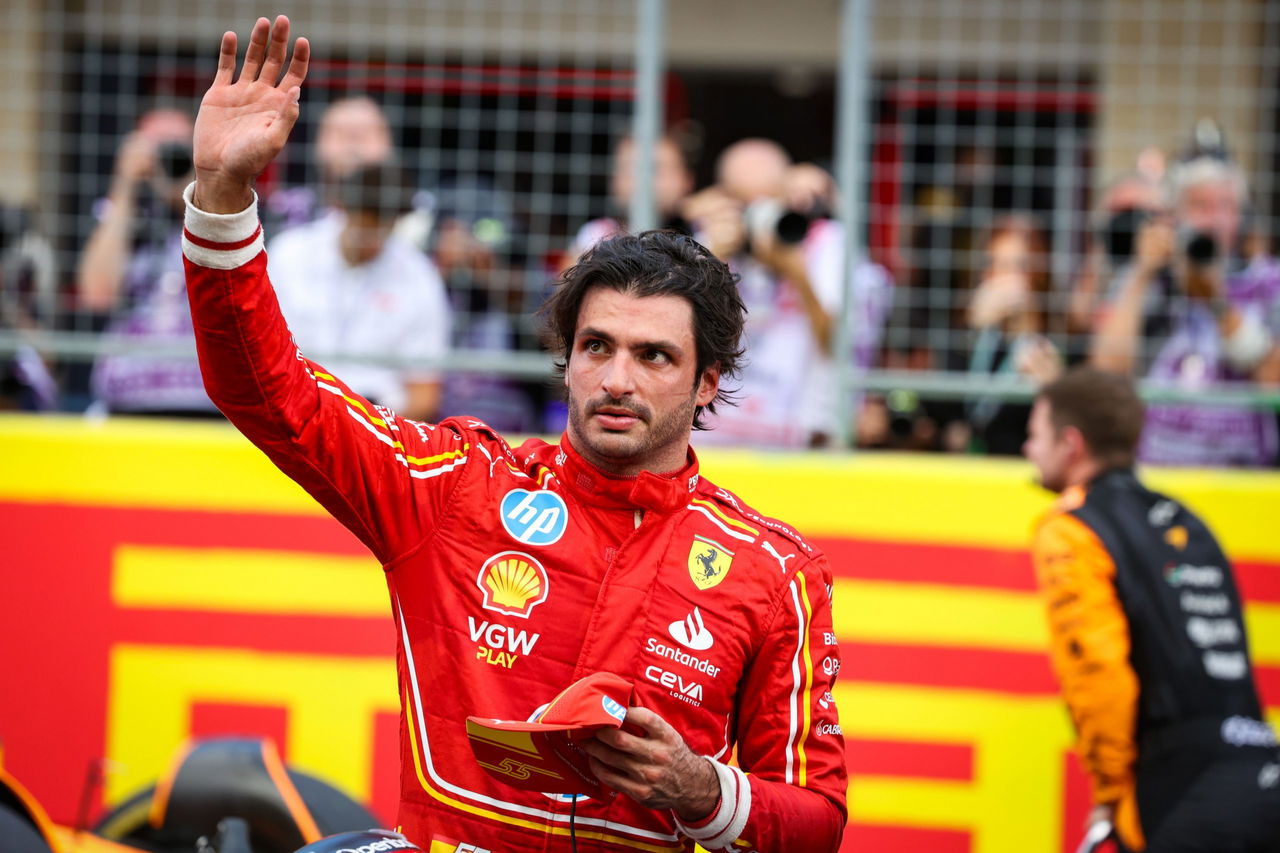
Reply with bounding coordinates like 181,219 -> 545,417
267,163 -> 451,421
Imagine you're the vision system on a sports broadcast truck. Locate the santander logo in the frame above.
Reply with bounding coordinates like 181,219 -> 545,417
668,607 -> 714,651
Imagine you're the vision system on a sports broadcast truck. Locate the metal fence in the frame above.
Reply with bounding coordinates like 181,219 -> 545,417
1,0 -> 1277,458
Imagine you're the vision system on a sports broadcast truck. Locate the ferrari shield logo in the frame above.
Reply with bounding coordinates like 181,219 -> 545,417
688,536 -> 734,591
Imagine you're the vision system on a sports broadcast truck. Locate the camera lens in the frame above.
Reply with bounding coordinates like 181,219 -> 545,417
774,210 -> 811,245
1184,230 -> 1218,266
742,200 -> 813,252
156,142 -> 194,181
1102,208 -> 1149,268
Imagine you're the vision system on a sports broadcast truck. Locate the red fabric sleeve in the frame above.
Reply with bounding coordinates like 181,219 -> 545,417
182,192 -> 471,564
685,551 -> 847,852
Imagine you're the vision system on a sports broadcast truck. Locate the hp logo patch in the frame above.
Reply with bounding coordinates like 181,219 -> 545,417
601,695 -> 627,723
500,489 -> 568,546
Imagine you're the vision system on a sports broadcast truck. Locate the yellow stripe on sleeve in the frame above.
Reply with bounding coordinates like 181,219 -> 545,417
342,393 -> 391,429
404,447 -> 469,467
796,571 -> 814,787
689,497 -> 759,536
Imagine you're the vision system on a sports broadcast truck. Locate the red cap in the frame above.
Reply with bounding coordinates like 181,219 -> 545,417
465,672 -> 635,795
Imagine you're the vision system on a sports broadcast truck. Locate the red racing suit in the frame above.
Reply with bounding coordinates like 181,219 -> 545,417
181,188 -> 848,853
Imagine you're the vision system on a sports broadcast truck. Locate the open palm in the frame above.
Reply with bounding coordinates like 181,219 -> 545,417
193,16 -> 310,190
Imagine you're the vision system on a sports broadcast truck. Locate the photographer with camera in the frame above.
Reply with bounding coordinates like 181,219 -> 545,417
79,107 -> 221,415
1092,156 -> 1280,467
0,203 -> 57,411
1067,168 -> 1164,351
686,138 -> 891,448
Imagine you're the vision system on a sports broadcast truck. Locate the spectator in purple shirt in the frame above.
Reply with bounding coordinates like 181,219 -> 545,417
78,107 -> 218,416
1092,156 -> 1280,467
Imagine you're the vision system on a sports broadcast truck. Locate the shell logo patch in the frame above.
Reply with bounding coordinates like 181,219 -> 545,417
476,551 -> 549,618
688,535 -> 734,591
1165,525 -> 1189,551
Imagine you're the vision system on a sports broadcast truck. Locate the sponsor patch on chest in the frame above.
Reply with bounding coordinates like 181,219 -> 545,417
500,488 -> 568,546
468,616 -> 540,669
476,551 -> 550,617
687,535 -> 734,591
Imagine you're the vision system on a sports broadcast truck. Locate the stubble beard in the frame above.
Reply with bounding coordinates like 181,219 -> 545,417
568,386 -> 698,475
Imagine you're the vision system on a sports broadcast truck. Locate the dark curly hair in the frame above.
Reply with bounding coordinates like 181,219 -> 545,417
539,230 -> 746,430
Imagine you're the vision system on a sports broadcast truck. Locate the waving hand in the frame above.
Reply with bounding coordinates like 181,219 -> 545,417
192,15 -> 310,213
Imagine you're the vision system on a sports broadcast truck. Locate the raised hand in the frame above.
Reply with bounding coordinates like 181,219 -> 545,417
1133,216 -> 1175,278
192,15 -> 310,213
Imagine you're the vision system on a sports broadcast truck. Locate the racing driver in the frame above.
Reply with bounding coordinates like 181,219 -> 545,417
180,16 -> 846,853
1026,368 -> 1280,851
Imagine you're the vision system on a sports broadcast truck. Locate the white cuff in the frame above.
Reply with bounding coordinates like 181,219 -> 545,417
674,758 -> 751,851
181,181 -> 264,270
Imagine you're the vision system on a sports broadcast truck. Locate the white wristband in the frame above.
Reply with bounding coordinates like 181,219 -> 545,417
674,758 -> 751,851
181,182 -> 264,270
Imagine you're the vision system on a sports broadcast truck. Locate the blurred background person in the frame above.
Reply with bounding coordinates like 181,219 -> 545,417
265,95 -> 396,231
0,203 -> 57,411
1026,368 -> 1280,852
688,137 -> 891,448
868,144 -> 998,452
1068,166 -> 1166,355
1092,153 -> 1280,467
671,138 -> 819,447
889,143 -> 995,374
567,130 -> 696,262
266,163 -> 451,422
430,176 -> 542,432
954,214 -> 1063,455
787,161 -> 894,448
78,107 -> 218,417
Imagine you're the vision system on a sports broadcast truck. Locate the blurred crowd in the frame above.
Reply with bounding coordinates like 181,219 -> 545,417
1,101 -> 1278,468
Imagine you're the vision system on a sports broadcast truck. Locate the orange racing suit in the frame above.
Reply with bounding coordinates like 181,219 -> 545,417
1032,467 -> 1275,851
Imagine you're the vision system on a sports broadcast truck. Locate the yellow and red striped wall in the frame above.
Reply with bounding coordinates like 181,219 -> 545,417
0,415 -> 1275,853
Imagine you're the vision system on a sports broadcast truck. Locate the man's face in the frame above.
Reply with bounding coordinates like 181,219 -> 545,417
988,231 -> 1033,281
611,138 -> 693,218
315,99 -> 393,182
339,210 -> 395,267
1178,179 -> 1242,254
1023,398 -> 1072,493
566,287 -> 717,477
717,142 -> 789,205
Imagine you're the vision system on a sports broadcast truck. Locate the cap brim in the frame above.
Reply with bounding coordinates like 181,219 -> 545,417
469,718 -> 603,734
465,717 -> 609,795
465,672 -> 635,795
